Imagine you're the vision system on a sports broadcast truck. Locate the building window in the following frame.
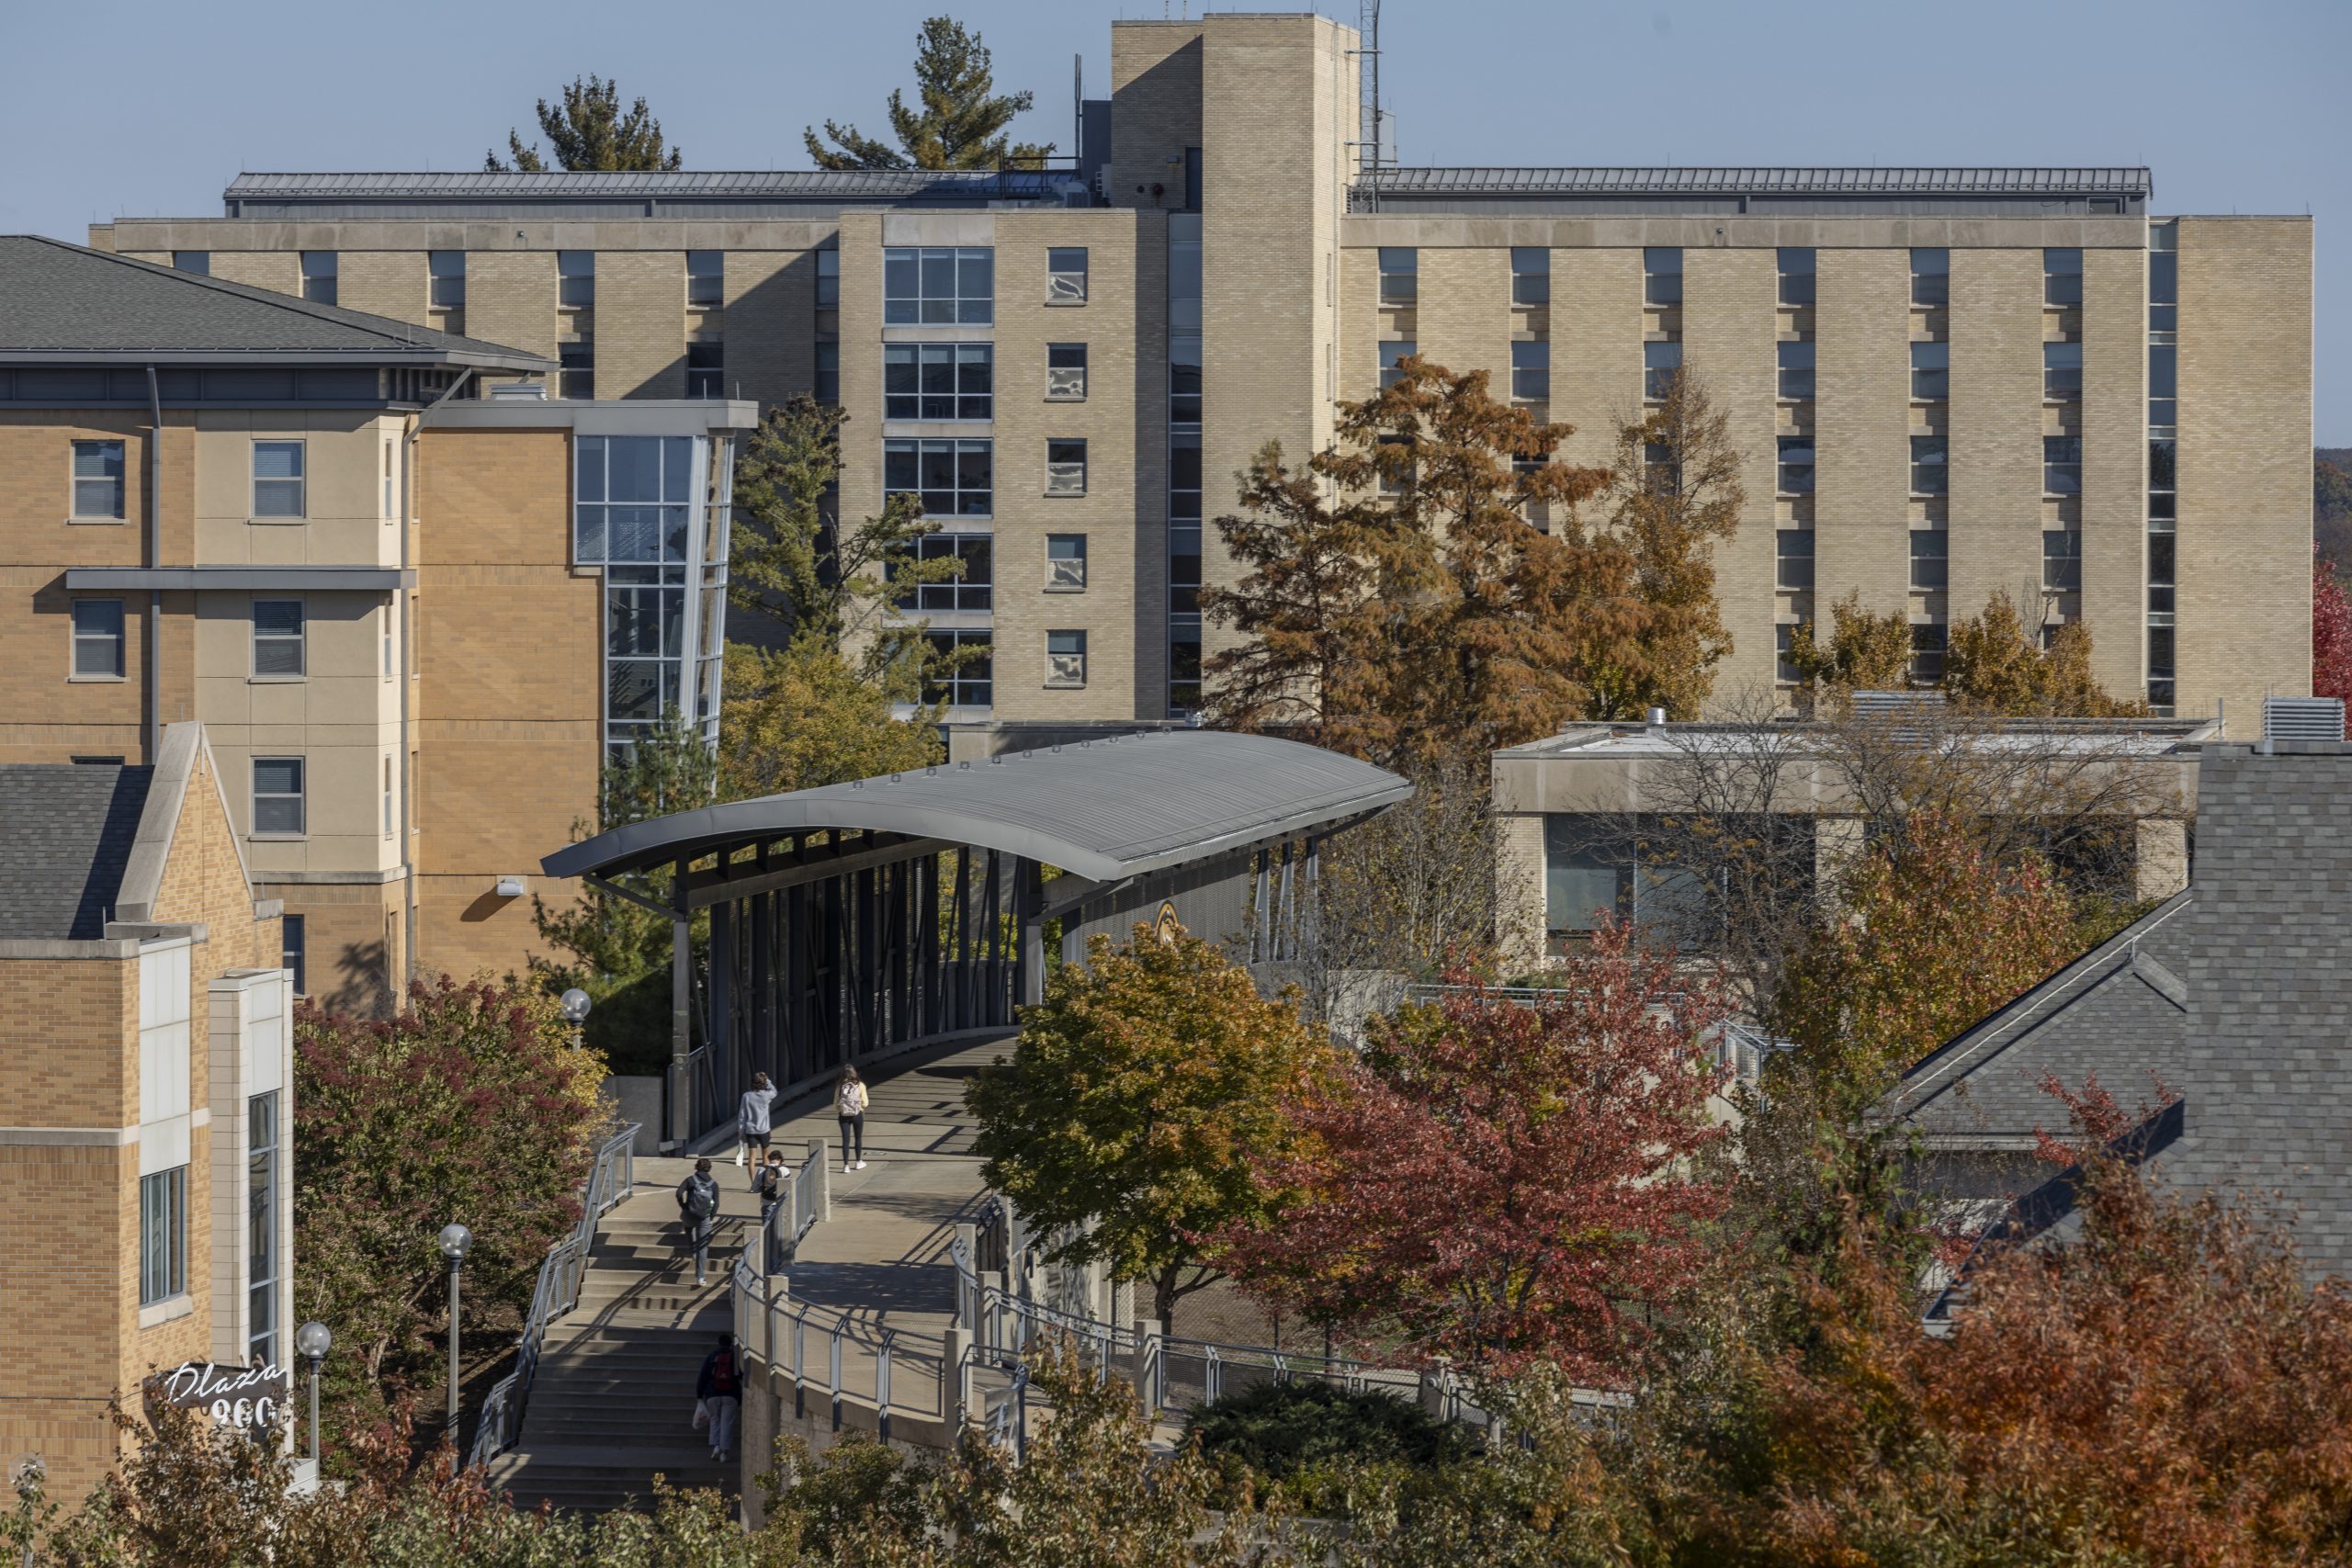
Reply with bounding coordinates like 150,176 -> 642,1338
1510,246 -> 1549,305
1047,247 -> 1088,304
2043,529 -> 2083,592
1170,333 -> 1202,423
1775,529 -> 1815,592
1777,247 -> 1816,307
2146,624 -> 2176,710
2044,248 -> 2084,307
172,251 -> 209,276
383,605 -> 394,677
815,249 -> 840,310
253,757 -> 305,836
1169,615 -> 1202,713
428,251 -> 465,309
72,600 -> 124,679
1379,339 -> 1415,389
383,755 -> 395,836
815,342 -> 839,403
382,439 -> 395,517
885,437 -> 992,517
1910,624 -> 1948,684
895,533 -> 992,612
1170,434 -> 1202,525
1777,342 -> 1815,401
686,342 -> 723,399
1644,342 -> 1680,401
559,250 -> 595,309
282,914 -> 306,997
885,246 -> 993,326
573,434 -> 694,564
1046,343 -> 1087,400
2148,438 -> 2177,522
1046,534 -> 1087,591
1910,340 -> 1950,400
1910,434 -> 1948,496
1046,629 -> 1088,688
1511,340 -> 1550,401
1643,246 -> 1682,307
1377,247 -> 1418,305
1909,529 -> 1949,592
2043,435 -> 2083,496
139,1167 -> 186,1306
248,1091 -> 279,1366
252,440 -> 305,518
885,343 -> 992,421
1775,624 -> 1802,685
2044,341 -> 2083,401
1777,435 -> 1815,496
300,252 -> 337,305
686,250 -> 723,309
2148,343 -> 2177,428
252,600 -> 305,677
2147,532 -> 2176,615
923,629 -> 992,707
72,438 -> 125,518
1046,439 -> 1087,496
559,342 -> 594,400
2148,248 -> 2178,334
1911,247 -> 1950,307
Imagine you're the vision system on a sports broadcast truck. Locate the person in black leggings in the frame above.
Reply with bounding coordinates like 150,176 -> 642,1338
836,1065 -> 868,1170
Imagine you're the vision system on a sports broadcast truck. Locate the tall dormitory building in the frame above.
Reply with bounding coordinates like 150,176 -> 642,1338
94,13 -> 2314,733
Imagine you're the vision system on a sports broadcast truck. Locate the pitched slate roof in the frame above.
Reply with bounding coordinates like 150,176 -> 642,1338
0,235 -> 553,368
0,765 -> 155,940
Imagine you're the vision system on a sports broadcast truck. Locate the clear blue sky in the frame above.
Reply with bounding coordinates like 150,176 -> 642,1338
4,0 -> 2343,438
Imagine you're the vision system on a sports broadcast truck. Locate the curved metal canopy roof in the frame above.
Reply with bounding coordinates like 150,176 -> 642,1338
543,730 -> 1412,885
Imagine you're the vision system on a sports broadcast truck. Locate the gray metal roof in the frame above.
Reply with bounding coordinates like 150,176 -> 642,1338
1368,166 -> 2152,196
0,765 -> 153,940
0,236 -> 554,368
543,730 -> 1413,884
225,169 -> 1072,200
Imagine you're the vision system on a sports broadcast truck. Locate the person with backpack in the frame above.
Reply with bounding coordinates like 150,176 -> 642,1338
836,1066 -> 869,1172
735,1072 -> 778,1185
695,1332 -> 741,1464
676,1157 -> 721,1286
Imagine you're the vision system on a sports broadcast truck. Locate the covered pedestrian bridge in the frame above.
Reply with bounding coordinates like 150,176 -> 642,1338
541,729 -> 1411,1148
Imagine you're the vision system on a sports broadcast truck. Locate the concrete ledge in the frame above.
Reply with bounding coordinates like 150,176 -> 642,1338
0,937 -> 138,959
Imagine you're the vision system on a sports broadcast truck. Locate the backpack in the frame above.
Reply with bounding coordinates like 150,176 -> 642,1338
708,1349 -> 737,1395
684,1179 -> 717,1220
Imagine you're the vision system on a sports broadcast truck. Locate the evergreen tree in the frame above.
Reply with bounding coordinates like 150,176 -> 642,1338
805,17 -> 1051,170
486,74 -> 682,172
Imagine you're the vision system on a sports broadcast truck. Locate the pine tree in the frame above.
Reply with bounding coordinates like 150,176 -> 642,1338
805,17 -> 1051,170
485,74 -> 682,172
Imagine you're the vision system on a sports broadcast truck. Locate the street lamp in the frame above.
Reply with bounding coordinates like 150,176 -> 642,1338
560,987 -> 592,1048
437,1224 -> 471,1431
294,1321 -> 332,1466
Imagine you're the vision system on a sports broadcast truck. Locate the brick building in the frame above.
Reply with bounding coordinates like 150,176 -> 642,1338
89,12 -> 2315,734
0,236 -> 755,1006
0,723 -> 288,1505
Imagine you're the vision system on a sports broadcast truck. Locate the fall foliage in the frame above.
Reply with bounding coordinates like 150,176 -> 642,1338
1943,588 -> 2145,716
2317,547 -> 2352,705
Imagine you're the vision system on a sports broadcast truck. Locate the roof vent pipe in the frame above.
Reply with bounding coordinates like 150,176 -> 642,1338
1647,706 -> 1668,728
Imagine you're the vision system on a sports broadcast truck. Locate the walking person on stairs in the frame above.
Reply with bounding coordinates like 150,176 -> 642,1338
836,1066 -> 868,1172
736,1072 -> 777,1187
696,1332 -> 741,1464
676,1157 -> 720,1287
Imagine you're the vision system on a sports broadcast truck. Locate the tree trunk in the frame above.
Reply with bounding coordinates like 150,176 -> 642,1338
1156,1264 -> 1182,1339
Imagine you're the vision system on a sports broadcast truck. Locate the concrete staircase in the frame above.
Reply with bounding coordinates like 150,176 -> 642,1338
486,1185 -> 752,1516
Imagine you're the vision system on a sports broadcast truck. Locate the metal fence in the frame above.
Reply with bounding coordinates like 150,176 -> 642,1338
469,1120 -> 639,1468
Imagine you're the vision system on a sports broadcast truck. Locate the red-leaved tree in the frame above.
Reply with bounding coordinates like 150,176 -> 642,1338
1210,919 -> 1733,1380
2315,548 -> 2352,704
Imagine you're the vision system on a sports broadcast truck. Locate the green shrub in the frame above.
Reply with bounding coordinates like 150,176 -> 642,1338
1183,1378 -> 1467,1494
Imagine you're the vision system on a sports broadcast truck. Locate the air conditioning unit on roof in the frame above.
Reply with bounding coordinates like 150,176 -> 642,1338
2262,696 -> 2346,744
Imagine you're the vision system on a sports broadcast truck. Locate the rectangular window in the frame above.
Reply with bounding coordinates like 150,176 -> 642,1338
2148,532 -> 2177,615
2043,529 -> 2083,592
815,341 -> 839,403
2148,343 -> 2177,427
884,246 -> 993,325
2043,435 -> 2083,496
1775,529 -> 1815,592
2148,248 -> 2178,333
1643,246 -> 1683,306
1047,247 -> 1088,304
300,251 -> 337,305
1777,435 -> 1815,496
2044,341 -> 2083,400
2044,248 -> 2084,307
1170,333 -> 1202,423
72,438 -> 125,518
1911,340 -> 1950,400
573,434 -> 694,564
1777,247 -> 1816,307
1377,247 -> 1418,305
816,248 -> 840,310
172,251 -> 209,276
428,251 -> 465,309
686,250 -> 724,309
1544,817 -> 1628,937
1911,247 -> 1950,307
282,914 -> 306,997
560,342 -> 595,400
72,600 -> 124,678
253,757 -> 305,836
247,1091 -> 279,1365
1776,624 -> 1802,684
139,1167 -> 186,1306
884,437 -> 992,516
382,439 -> 395,517
1911,434 -> 1949,496
1909,529 -> 1949,592
252,440 -> 305,517
1380,339 -> 1415,389
252,600 -> 305,677
884,343 -> 993,421
1046,533 -> 1087,591
382,605 -> 394,677
2147,623 -> 2176,688
2148,437 -> 2177,521
1169,617 -> 1203,714
559,250 -> 595,309
1046,439 -> 1087,496
686,342 -> 723,399
1510,339 -> 1550,401
923,629 -> 992,707
1910,624 -> 1948,684
383,755 -> 394,835
1046,628 -> 1088,688
1644,341 -> 1681,401
1510,246 -> 1550,305
895,533 -> 992,612
1777,341 -> 1815,400
1170,433 -> 1203,525
1046,343 -> 1087,400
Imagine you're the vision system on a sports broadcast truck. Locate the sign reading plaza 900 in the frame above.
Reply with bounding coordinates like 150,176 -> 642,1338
153,1360 -> 289,1435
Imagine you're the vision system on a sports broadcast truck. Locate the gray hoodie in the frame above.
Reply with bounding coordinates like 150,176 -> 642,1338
737,1085 -> 778,1137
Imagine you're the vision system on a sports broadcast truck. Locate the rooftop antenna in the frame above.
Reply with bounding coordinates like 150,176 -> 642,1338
1351,0 -> 1393,211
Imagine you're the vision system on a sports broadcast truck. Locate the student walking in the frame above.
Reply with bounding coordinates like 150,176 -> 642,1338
676,1157 -> 720,1286
695,1332 -> 741,1464
836,1066 -> 868,1172
736,1072 -> 777,1185
753,1148 -> 788,1272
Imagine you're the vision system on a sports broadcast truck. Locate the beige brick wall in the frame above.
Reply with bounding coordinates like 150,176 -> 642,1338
1813,248 -> 1913,613
1549,248 -> 1642,469
208,251 -> 299,294
2080,246 -> 2148,699
595,251 -> 686,400
1416,247 -> 1509,386
724,249 -> 818,406
466,250 -> 559,362
337,251 -> 428,325
1947,247 -> 2046,620
1680,245 -> 1780,706
1108,22 -> 1205,211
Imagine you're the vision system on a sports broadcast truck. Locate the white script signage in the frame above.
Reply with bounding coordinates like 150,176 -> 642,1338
159,1360 -> 288,1433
